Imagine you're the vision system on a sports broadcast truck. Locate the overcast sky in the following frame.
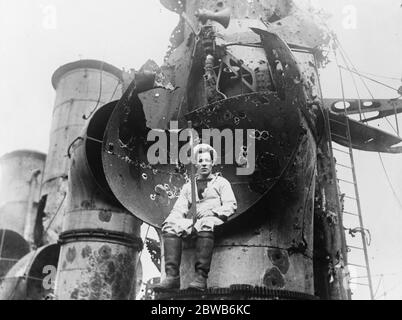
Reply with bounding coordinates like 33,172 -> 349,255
0,0 -> 401,299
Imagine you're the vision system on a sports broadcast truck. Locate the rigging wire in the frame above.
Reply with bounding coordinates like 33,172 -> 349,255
335,39 -> 379,98
335,41 -> 402,301
333,44 -> 364,122
333,44 -> 402,304
358,70 -> 402,82
109,80 -> 121,102
351,272 -> 399,279
82,62 -> 104,120
333,38 -> 402,212
295,8 -> 402,299
375,281 -> 402,300
373,275 -> 383,299
334,40 -> 400,136
335,38 -> 400,134
378,153 -> 402,211
338,66 -> 401,95
333,45 -> 375,299
43,192 -> 67,236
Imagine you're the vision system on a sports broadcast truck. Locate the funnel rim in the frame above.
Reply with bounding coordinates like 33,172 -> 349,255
51,59 -> 123,89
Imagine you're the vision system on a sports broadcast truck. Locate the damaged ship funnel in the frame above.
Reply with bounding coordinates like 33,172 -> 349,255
41,60 -> 124,243
0,150 -> 46,280
54,101 -> 143,300
0,150 -> 46,241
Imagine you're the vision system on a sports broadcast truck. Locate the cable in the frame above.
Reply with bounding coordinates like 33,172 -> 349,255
351,272 -> 399,279
335,39 -> 376,100
335,43 -> 400,141
378,153 -> 402,211
67,136 -> 84,159
302,9 -> 401,300
43,192 -> 67,236
338,40 -> 402,260
373,275 -> 383,299
335,39 -> 400,136
109,80 -> 121,102
327,21 -> 402,220
334,44 -> 402,304
82,62 -> 104,120
334,46 -> 364,122
375,281 -> 402,300
338,66 -> 401,94
333,50 -> 348,114
335,38 -> 400,98
216,62 -> 227,99
358,71 -> 401,82
334,45 -> 376,299
335,42 -> 397,138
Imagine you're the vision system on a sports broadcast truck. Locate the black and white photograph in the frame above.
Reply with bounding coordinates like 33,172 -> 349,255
0,0 -> 401,305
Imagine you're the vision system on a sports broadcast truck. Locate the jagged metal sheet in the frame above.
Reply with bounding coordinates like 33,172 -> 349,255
251,27 -> 305,101
329,112 -> 402,153
252,27 -> 324,140
102,92 -> 303,228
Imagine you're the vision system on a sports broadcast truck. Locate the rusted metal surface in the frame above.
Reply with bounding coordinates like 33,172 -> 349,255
161,0 -> 293,124
0,244 -> 60,300
254,29 -> 301,97
293,50 -> 323,100
163,0 -> 295,23
44,60 -> 123,190
41,60 -> 123,244
0,229 -> 30,283
56,241 -> 140,300
314,142 -> 350,300
312,55 -> 351,299
329,112 -> 402,153
0,150 -> 46,239
177,115 -> 317,296
267,10 -> 331,49
100,0 -> 330,300
162,0 -> 328,97
103,92 -> 303,228
54,103 -> 142,300
253,28 -> 324,139
101,9 -> 326,230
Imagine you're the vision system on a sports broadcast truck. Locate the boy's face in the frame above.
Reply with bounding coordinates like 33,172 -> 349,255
196,151 -> 213,177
